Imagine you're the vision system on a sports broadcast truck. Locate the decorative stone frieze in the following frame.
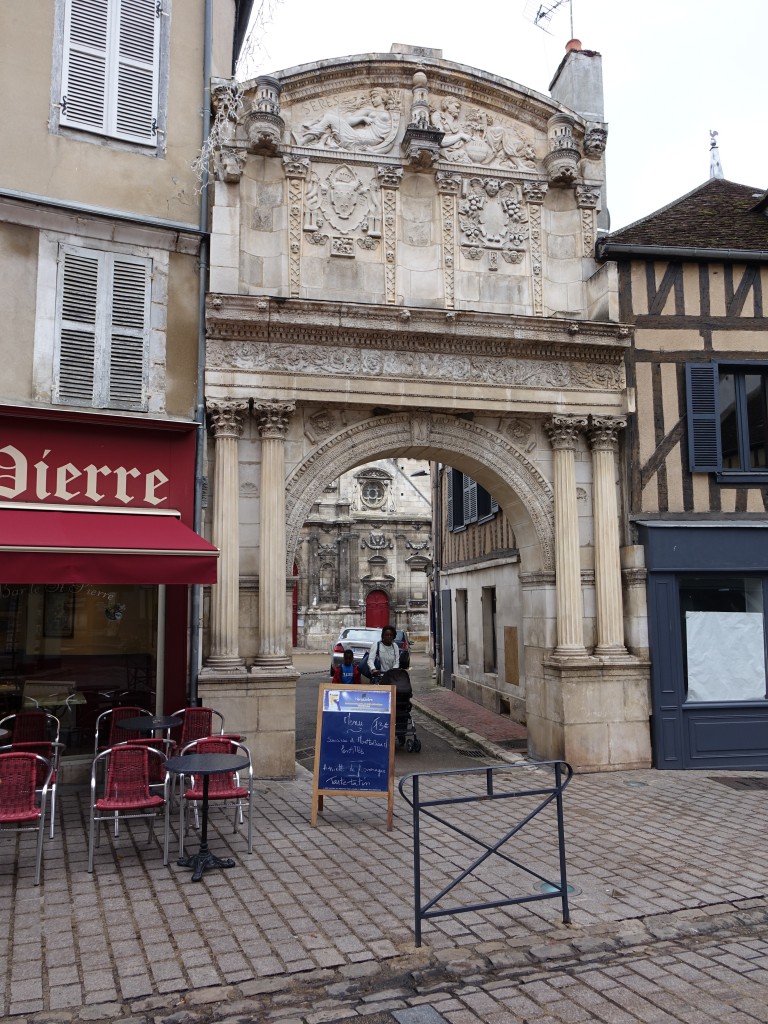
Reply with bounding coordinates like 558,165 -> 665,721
209,337 -> 625,391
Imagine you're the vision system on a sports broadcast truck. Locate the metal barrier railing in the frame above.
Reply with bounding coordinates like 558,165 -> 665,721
398,760 -> 573,946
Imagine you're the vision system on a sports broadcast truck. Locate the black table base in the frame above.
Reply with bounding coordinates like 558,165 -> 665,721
177,848 -> 235,882
164,753 -> 249,882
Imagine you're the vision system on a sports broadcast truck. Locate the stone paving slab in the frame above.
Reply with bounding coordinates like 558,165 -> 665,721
3,757 -> 768,1021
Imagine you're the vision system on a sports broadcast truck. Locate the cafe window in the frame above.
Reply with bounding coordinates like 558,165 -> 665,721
0,583 -> 158,755
679,575 -> 767,703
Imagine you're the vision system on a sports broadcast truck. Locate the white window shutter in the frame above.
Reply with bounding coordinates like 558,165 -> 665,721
114,0 -> 160,143
60,0 -> 109,132
108,257 -> 149,407
55,246 -> 150,411
56,249 -> 100,403
60,0 -> 159,145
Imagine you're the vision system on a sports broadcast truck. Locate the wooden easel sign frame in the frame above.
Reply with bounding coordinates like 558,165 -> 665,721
311,682 -> 396,829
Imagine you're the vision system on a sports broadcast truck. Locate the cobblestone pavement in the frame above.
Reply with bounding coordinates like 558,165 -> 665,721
3,671 -> 768,1023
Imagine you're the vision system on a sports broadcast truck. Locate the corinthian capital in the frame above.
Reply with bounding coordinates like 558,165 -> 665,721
544,414 -> 588,451
587,416 -> 627,452
207,399 -> 248,438
254,400 -> 295,438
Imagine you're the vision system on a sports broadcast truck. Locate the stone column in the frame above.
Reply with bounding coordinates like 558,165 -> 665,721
544,414 -> 589,658
205,400 -> 248,672
588,416 -> 629,658
253,401 -> 295,667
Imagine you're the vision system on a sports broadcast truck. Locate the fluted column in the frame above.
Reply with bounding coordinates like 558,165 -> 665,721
544,415 -> 589,657
206,400 -> 248,671
588,416 -> 629,657
253,401 -> 295,666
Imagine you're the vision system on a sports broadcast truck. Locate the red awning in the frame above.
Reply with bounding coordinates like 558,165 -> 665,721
0,509 -> 218,584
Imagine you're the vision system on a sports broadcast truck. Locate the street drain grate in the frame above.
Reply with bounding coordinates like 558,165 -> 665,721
710,775 -> 768,791
457,747 -> 489,758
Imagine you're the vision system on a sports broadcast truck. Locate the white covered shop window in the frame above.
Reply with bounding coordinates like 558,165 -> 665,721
60,0 -> 160,145
54,245 -> 150,410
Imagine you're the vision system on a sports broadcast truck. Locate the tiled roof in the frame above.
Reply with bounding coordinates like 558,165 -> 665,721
603,178 -> 768,253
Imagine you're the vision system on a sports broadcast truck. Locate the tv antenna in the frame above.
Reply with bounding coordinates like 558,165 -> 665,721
523,0 -> 574,38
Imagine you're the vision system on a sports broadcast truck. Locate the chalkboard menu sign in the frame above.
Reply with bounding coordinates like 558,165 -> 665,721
311,683 -> 396,829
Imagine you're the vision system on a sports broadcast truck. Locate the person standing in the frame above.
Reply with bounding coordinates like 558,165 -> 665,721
369,625 -> 401,679
332,648 -> 362,685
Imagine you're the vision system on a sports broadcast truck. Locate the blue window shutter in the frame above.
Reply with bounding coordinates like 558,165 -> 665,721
686,362 -> 722,473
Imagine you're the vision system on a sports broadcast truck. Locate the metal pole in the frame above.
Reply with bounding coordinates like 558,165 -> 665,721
189,0 -> 213,705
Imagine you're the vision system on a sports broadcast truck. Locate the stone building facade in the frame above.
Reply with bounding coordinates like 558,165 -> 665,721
201,41 -> 650,777
295,458 -> 432,650
0,0 -> 250,763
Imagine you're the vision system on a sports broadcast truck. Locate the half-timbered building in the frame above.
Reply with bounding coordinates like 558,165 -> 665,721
598,177 -> 768,768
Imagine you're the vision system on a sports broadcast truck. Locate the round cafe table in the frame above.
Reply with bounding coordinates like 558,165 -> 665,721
164,753 -> 249,882
116,715 -> 182,736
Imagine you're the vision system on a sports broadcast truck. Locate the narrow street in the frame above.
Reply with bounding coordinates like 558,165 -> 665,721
294,654 -> 499,776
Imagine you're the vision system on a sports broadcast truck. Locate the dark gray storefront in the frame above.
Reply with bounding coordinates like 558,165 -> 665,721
640,522 -> 768,769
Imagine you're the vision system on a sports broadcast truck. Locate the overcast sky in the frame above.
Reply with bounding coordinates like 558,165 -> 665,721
240,0 -> 767,231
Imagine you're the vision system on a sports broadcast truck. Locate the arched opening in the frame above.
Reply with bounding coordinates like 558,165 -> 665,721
285,412 -> 556,737
365,589 -> 390,628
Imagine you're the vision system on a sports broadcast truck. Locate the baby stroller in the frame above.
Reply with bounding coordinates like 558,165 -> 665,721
382,667 -> 421,752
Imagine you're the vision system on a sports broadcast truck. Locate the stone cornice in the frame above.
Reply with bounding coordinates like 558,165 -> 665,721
256,54 -> 580,135
206,296 -> 632,364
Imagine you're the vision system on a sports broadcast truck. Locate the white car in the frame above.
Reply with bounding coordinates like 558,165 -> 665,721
330,626 -> 411,674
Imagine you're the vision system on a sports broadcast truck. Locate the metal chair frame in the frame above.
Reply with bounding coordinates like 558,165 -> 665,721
0,740 -> 65,838
94,706 -> 154,756
177,737 -> 254,856
88,744 -> 168,872
0,710 -> 61,744
0,752 -> 53,885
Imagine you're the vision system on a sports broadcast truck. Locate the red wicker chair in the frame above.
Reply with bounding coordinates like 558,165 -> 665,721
94,706 -> 153,755
178,737 -> 253,856
117,737 -> 173,797
169,707 -> 225,750
0,710 -> 60,744
0,739 -> 64,838
0,752 -> 53,885
88,744 -> 167,871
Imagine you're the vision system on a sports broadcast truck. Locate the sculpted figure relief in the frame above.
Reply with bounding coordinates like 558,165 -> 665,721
293,89 -> 401,154
430,98 -> 539,169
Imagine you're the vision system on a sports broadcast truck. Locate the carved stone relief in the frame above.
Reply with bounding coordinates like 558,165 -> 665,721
208,338 -> 625,391
459,178 -> 528,266
292,89 -> 402,154
429,97 -> 539,169
499,417 -> 537,453
304,408 -> 341,443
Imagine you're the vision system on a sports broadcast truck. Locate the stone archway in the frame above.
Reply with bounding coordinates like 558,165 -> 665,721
285,411 -> 554,574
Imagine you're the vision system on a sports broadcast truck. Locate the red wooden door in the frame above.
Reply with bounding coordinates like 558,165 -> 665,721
366,590 -> 389,628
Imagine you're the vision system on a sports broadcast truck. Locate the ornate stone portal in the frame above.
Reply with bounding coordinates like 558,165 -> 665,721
202,44 -> 650,776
